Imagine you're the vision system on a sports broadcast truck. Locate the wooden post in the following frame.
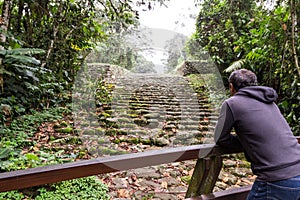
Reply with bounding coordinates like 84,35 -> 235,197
186,155 -> 223,198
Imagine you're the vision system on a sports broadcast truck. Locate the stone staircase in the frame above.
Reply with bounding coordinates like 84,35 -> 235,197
75,65 -> 220,156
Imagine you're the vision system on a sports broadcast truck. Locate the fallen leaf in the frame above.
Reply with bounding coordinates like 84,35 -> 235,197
163,172 -> 170,177
117,189 -> 130,198
161,181 -> 168,189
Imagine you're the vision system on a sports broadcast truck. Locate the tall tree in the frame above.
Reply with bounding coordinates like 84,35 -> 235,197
0,0 -> 137,109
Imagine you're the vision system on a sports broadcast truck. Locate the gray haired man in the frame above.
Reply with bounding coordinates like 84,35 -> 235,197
214,69 -> 300,199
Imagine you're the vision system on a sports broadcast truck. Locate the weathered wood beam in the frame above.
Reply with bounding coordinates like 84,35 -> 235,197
185,185 -> 252,200
0,144 -> 215,192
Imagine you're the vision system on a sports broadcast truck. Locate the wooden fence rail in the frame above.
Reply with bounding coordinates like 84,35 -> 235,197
0,144 -> 215,192
0,137 -> 299,199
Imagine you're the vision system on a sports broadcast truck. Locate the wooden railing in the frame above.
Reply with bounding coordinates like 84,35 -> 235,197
0,137 -> 299,199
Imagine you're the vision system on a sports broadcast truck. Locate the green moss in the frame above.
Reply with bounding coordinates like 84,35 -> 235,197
97,138 -> 107,144
100,147 -> 126,155
181,175 -> 191,184
59,126 -> 73,133
49,135 -> 55,141
113,139 -> 120,144
140,138 -> 152,145
129,113 -> 139,118
100,112 -> 111,118
105,128 -> 118,136
79,121 -> 90,127
118,129 -> 129,135
129,137 -> 140,144
121,124 -> 136,129
60,121 -> 69,127
95,127 -> 105,135
83,129 -> 95,135
144,113 -> 160,119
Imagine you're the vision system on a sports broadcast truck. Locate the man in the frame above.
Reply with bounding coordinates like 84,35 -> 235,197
214,69 -> 300,199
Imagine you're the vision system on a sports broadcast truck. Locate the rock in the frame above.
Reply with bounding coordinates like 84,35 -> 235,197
159,177 -> 181,186
215,181 -> 229,190
223,159 -> 237,167
219,171 -> 238,185
168,186 -> 187,193
154,137 -> 170,146
139,179 -> 161,189
112,178 -> 127,189
153,193 -> 178,200
147,119 -> 159,128
231,168 -> 252,177
129,167 -> 161,179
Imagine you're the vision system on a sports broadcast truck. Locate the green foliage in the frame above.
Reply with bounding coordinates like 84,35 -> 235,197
232,4 -> 300,135
0,32 -> 71,122
191,0 -> 300,135
0,48 -> 44,65
87,28 -> 152,72
0,0 -> 139,121
0,177 -> 109,200
0,105 -> 110,199
35,177 -> 109,200
225,59 -> 247,73
95,80 -> 114,107
131,56 -> 156,73
0,106 -> 72,172
0,45 -> 46,114
187,74 -> 207,94
0,190 -> 25,200
187,0 -> 255,72
164,33 -> 187,72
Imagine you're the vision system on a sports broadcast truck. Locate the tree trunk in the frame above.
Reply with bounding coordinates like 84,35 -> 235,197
0,0 -> 12,93
290,0 -> 300,78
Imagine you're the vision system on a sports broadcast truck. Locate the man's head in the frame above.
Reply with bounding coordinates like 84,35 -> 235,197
228,69 -> 258,95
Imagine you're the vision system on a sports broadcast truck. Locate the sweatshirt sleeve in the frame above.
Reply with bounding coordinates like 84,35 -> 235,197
214,101 -> 243,152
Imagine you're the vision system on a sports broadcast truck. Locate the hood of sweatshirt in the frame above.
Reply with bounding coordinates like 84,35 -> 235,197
236,86 -> 278,103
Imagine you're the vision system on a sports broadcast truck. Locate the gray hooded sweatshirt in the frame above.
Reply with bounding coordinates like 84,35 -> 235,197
214,86 -> 300,181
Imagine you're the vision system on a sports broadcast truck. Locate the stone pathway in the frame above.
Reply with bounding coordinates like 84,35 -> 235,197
98,156 -> 255,199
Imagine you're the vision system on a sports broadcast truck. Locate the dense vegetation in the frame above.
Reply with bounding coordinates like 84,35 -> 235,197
0,0 -> 299,198
0,0 -> 161,198
187,0 -> 300,135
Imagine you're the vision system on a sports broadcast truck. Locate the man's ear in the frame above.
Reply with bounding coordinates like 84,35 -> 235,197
229,83 -> 237,95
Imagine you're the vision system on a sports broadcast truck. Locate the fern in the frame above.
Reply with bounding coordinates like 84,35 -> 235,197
4,55 -> 41,65
225,59 -> 247,73
0,48 -> 45,56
